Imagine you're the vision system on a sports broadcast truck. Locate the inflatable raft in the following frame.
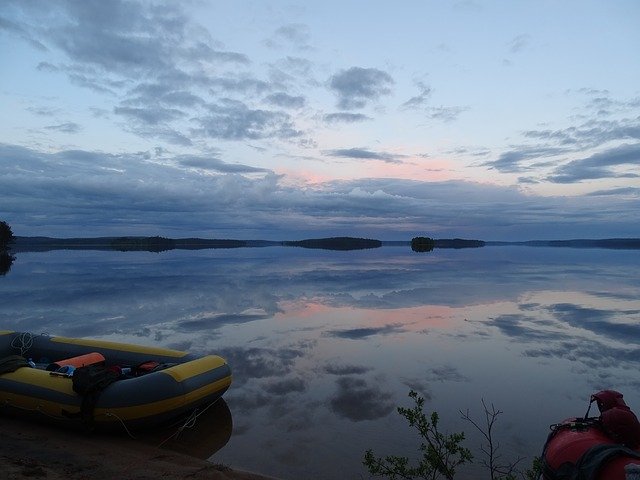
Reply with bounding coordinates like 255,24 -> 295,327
0,331 -> 232,430
542,390 -> 640,480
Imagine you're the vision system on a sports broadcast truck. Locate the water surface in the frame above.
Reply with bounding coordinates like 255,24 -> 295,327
1,246 -> 639,479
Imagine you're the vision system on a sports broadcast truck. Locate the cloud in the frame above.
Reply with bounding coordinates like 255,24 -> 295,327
329,67 -> 394,110
6,1 -> 309,146
518,89 -> 640,148
264,92 -> 306,109
522,118 -> 640,149
266,23 -> 311,50
586,187 -> 640,197
46,2 -> 195,76
485,314 -> 568,343
193,44 -> 250,65
194,100 -> 302,140
2,144 -> 639,241
217,346 -> 307,384
524,339 -> 640,370
426,105 -> 468,122
268,56 -> 317,88
27,105 -> 61,116
323,113 -> 371,124
424,365 -> 469,383
483,95 -> 640,179
507,34 -> 531,53
399,80 -> 465,122
547,143 -> 640,183
44,122 -> 81,133
0,13 -> 47,50
546,303 -> 640,344
176,155 -> 269,173
226,390 -> 273,414
262,377 -> 308,395
208,76 -> 271,95
329,377 -> 395,421
325,323 -> 406,340
114,105 -> 186,126
402,81 -> 432,109
324,364 -> 372,376
126,83 -> 204,108
482,146 -> 567,173
478,300 -> 640,371
177,312 -> 272,331
324,148 -> 406,164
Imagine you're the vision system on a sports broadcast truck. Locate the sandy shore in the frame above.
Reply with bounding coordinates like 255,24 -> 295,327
0,414 -> 278,480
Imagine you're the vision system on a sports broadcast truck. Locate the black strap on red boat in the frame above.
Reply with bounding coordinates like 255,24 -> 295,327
540,419 -> 598,480
543,442 -> 640,480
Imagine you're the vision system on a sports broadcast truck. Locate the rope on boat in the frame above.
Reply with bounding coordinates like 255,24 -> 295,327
10,332 -> 34,356
2,399 -> 137,440
9,331 -> 51,357
100,412 -> 137,439
156,399 -> 220,448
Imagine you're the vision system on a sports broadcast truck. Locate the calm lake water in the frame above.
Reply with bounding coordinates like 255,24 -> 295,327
2,245 -> 640,479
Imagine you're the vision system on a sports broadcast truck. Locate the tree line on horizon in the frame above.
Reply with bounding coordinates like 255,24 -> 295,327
0,221 -> 15,276
5,219 -> 636,256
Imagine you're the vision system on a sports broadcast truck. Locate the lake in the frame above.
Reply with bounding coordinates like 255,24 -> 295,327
1,245 -> 639,479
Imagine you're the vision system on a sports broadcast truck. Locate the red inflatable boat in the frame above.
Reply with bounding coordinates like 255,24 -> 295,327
542,390 -> 640,480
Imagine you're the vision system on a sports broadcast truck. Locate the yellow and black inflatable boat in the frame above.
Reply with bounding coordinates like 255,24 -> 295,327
0,331 -> 232,430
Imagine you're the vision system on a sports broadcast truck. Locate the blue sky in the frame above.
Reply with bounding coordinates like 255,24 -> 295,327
1,0 -> 639,240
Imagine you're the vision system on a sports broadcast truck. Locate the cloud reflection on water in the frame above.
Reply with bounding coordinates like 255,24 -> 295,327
330,377 -> 395,422
325,323 -> 407,339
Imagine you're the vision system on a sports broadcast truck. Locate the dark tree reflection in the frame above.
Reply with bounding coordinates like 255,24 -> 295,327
0,251 -> 15,276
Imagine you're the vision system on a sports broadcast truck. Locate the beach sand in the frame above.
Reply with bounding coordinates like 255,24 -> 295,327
0,414 -> 278,480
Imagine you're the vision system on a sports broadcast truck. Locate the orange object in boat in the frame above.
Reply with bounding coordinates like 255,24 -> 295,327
46,352 -> 105,371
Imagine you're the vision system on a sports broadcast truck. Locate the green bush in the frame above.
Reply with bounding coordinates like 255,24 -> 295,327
364,390 -> 472,479
364,391 -> 543,480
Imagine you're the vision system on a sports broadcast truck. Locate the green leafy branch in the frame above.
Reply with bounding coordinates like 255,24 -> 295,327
364,390 -> 472,480
364,390 -> 542,480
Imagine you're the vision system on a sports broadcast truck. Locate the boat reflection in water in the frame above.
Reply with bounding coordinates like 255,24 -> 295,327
137,398 -> 233,460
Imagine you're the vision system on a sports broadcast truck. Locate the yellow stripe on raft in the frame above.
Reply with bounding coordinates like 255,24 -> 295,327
1,372 -> 233,423
1,367 -> 75,395
0,390 -> 80,418
159,355 -> 228,382
1,375 -> 232,422
51,336 -> 188,358
0,330 -> 14,336
94,375 -> 233,422
1,357 -> 229,398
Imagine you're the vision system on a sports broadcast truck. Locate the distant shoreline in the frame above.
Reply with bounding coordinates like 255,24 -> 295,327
7,236 -> 640,253
484,238 -> 640,249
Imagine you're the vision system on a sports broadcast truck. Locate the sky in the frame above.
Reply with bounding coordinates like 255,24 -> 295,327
0,0 -> 639,241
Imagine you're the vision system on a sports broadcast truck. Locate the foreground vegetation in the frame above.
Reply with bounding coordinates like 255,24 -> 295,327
364,391 -> 542,480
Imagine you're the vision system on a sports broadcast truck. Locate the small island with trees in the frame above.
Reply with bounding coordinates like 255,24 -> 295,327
283,237 -> 382,250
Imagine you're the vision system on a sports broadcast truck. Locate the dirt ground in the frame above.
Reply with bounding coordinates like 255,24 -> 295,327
0,414 -> 278,480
